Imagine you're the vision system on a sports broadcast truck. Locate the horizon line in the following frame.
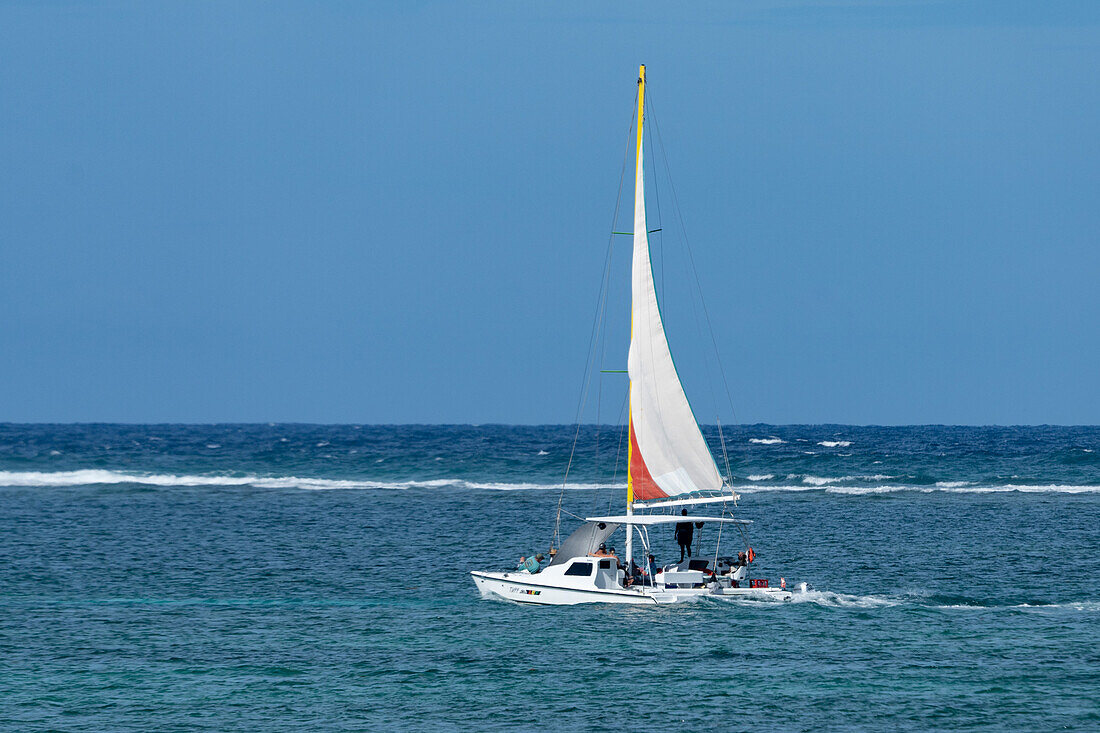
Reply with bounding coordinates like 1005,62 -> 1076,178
2,422 -> 1098,429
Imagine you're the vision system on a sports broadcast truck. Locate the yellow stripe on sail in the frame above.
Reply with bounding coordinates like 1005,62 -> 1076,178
627,64 -> 645,507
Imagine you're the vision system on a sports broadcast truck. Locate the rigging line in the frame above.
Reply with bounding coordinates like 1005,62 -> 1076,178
598,389 -> 628,515
736,522 -> 751,567
646,95 -> 722,479
594,328 -> 603,511
647,96 -> 665,310
556,236 -> 612,546
555,91 -> 638,549
607,389 -> 629,515
717,417 -> 734,486
648,98 -> 741,429
713,503 -> 725,570
592,385 -> 625,517
648,96 -> 737,484
592,153 -> 624,520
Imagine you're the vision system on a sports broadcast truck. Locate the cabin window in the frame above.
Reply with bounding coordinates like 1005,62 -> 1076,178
564,562 -> 593,577
598,559 -> 612,569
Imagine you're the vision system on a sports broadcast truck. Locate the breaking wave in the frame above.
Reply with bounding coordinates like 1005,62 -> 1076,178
794,474 -> 895,486
0,470 -> 619,492
749,437 -> 785,445
4,470 -> 1099,495
818,440 -> 852,448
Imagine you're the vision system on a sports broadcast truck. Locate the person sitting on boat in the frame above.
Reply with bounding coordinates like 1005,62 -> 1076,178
623,560 -> 639,587
515,554 -> 545,574
646,554 -> 659,585
591,543 -> 618,562
736,551 -> 747,567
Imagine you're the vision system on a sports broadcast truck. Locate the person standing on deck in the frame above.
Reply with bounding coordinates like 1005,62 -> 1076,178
675,509 -> 694,562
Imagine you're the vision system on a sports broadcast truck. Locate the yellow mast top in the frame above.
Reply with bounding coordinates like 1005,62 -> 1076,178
635,64 -> 646,184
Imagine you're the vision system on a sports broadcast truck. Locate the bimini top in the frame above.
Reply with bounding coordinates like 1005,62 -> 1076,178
584,514 -> 751,526
549,521 -> 620,566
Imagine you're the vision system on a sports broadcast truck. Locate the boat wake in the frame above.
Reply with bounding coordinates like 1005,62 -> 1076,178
708,589 -> 1100,612
707,589 -> 899,608
737,482 -> 1100,495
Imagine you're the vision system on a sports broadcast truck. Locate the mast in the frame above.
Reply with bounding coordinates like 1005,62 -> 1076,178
626,64 -> 645,567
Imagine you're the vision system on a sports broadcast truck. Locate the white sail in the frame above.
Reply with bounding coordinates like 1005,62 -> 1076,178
628,70 -> 723,501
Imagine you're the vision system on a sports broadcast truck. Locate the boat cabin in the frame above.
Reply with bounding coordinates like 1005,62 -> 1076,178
521,554 -> 625,591
559,557 -> 623,588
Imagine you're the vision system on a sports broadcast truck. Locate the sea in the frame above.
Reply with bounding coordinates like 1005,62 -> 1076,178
1,423 -> 1098,731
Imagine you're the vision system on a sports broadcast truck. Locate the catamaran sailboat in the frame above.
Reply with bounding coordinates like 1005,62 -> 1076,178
472,67 -> 797,605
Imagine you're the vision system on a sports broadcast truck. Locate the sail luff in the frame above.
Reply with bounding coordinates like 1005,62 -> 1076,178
627,64 -> 646,509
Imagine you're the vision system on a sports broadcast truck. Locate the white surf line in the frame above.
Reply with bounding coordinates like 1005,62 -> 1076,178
0,469 -> 623,491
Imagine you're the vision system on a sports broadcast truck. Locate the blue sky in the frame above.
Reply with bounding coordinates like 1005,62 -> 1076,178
1,1 -> 1098,424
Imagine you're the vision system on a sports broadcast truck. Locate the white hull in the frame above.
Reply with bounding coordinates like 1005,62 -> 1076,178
471,570 -> 794,606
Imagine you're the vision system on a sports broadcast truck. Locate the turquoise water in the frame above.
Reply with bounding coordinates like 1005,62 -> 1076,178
2,424 -> 1099,730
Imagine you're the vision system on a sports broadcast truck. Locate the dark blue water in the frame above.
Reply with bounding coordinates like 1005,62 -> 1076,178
2,424 -> 1098,730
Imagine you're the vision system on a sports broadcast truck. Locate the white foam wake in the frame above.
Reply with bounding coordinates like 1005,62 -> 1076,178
787,590 -> 899,608
732,482 -> 1100,495
716,589 -> 899,608
931,601 -> 1100,612
0,470 -> 621,492
724,592 -> 1099,611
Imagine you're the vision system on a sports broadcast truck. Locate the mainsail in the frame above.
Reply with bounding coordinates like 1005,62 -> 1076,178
627,66 -> 724,502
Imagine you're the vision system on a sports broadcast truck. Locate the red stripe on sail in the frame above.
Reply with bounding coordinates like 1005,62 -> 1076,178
630,421 -> 667,501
